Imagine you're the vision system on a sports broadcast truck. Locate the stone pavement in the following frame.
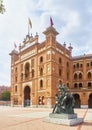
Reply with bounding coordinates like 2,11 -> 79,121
0,106 -> 92,130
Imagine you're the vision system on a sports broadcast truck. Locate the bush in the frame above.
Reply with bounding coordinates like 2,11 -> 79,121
2,91 -> 10,101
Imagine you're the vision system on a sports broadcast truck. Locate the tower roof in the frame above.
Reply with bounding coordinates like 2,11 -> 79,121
9,49 -> 18,55
43,26 -> 59,36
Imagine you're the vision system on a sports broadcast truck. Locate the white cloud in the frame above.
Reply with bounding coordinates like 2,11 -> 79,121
61,10 -> 80,37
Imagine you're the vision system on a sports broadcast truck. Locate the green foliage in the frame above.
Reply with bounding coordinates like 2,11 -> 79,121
0,0 -> 5,14
2,91 -> 10,101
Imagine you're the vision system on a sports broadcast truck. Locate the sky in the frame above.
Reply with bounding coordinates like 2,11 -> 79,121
0,0 -> 92,86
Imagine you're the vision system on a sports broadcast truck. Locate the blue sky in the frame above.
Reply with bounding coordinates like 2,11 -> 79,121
0,0 -> 92,85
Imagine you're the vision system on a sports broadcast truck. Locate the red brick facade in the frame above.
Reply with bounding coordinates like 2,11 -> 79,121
10,26 -> 92,108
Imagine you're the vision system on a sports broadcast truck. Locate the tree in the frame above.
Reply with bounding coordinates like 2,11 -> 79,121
2,91 -> 10,101
0,0 -> 5,14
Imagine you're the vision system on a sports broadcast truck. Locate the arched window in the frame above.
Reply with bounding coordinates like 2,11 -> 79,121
88,72 -> 91,79
15,67 -> 17,73
74,73 -> 77,79
91,62 -> 92,66
40,68 -> 43,76
40,80 -> 43,88
79,73 -> 82,79
74,83 -> 78,88
32,69 -> 35,78
67,83 -> 69,88
58,80 -> 62,85
15,86 -> 17,93
73,64 -> 76,69
77,63 -> 79,68
79,83 -> 82,88
59,57 -> 62,64
25,63 -> 30,79
87,63 -> 89,67
59,69 -> 62,76
40,56 -> 43,63
67,62 -> 69,67
80,64 -> 83,68
88,82 -> 91,88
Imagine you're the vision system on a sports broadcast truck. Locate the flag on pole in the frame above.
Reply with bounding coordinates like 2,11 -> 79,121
50,17 -> 54,27
14,43 -> 17,49
28,18 -> 32,28
28,18 -> 32,36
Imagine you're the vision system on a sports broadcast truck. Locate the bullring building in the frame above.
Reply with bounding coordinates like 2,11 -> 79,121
10,22 -> 92,108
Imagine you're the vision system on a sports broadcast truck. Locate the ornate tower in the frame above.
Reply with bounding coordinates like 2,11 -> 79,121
43,26 -> 59,47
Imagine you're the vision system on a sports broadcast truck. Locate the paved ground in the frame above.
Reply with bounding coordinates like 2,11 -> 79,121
0,106 -> 92,130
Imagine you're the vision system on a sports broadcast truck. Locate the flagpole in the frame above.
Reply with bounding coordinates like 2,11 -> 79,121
28,20 -> 30,36
28,18 -> 32,36
14,43 -> 17,50
50,17 -> 54,27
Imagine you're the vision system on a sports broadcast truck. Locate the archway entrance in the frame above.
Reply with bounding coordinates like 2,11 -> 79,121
88,93 -> 92,108
73,94 -> 81,108
24,86 -> 31,107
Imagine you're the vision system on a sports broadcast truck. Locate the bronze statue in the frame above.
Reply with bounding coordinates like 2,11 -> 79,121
52,82 -> 75,114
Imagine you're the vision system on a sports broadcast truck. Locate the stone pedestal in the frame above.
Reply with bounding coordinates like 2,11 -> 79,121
44,113 -> 83,126
49,113 -> 77,119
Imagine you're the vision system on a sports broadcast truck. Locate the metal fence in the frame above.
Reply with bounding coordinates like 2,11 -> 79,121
0,101 -> 11,106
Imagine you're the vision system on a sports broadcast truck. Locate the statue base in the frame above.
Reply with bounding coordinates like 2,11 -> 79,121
44,113 -> 83,126
49,113 -> 77,119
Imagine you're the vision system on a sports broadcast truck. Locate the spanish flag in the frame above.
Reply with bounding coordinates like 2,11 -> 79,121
14,43 -> 17,49
29,18 -> 32,28
50,17 -> 54,27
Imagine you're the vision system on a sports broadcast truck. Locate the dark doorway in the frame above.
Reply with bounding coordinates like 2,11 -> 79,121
73,94 -> 81,108
88,93 -> 92,108
24,86 -> 30,107
38,96 -> 45,105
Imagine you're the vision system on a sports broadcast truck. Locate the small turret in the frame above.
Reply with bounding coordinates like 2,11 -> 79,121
43,26 -> 59,47
9,50 -> 19,64
63,42 -> 66,48
68,43 -> 73,54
